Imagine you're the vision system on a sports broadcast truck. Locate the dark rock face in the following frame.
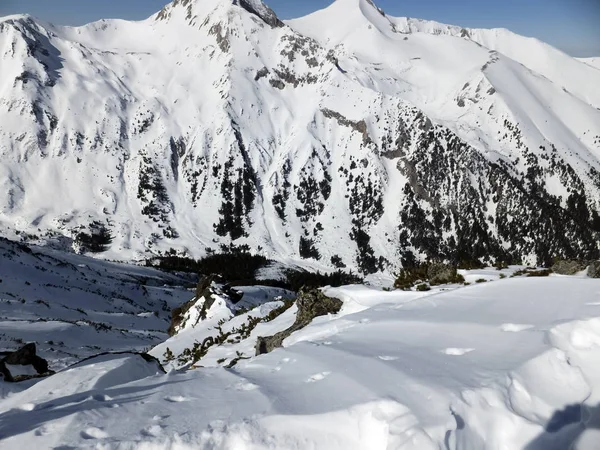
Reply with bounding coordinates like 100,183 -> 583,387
588,261 -> 600,278
255,288 -> 342,355
552,260 -> 588,275
0,343 -> 52,382
237,0 -> 284,28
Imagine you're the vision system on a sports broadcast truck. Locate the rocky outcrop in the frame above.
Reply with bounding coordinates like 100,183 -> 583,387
168,274 -> 218,336
588,261 -> 600,278
0,343 -> 53,382
394,261 -> 464,290
237,0 -> 284,28
255,288 -> 342,355
552,260 -> 588,275
427,262 -> 462,285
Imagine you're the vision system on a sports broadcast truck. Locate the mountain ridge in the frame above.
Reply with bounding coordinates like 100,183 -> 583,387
0,0 -> 599,273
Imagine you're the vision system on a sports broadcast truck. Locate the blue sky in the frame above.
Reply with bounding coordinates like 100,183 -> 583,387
1,0 -> 598,56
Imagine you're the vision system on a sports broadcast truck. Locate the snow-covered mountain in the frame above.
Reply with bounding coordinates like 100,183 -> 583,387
1,0 -> 599,272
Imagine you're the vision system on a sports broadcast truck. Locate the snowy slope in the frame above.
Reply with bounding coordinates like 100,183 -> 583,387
0,0 -> 599,272
1,269 -> 599,449
0,237 -> 194,371
579,57 -> 600,71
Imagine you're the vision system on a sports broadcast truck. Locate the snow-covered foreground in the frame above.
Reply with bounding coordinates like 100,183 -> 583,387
1,269 -> 599,449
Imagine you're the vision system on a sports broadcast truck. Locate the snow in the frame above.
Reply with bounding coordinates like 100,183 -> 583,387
0,0 -> 598,271
578,57 -> 600,71
0,238 -> 194,370
2,246 -> 600,449
0,0 -> 599,447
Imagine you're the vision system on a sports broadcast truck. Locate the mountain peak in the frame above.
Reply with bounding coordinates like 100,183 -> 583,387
236,0 -> 283,27
155,0 -> 283,28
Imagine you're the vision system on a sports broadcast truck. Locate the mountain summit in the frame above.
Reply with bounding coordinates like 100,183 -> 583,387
0,0 -> 599,272
154,0 -> 283,27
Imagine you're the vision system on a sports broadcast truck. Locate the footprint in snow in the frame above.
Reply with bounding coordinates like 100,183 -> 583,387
164,395 -> 189,403
141,424 -> 164,437
306,372 -> 331,383
273,357 -> 296,372
443,348 -> 474,356
81,427 -> 109,439
500,323 -> 534,332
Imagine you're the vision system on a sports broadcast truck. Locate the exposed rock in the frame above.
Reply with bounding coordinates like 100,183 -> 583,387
222,284 -> 244,303
321,108 -> 373,146
237,0 -> 284,28
552,260 -> 588,275
255,287 -> 342,355
168,274 -> 218,336
427,262 -> 461,285
588,261 -> 600,278
0,343 -> 52,382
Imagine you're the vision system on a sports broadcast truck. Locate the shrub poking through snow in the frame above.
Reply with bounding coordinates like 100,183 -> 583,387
526,269 -> 552,277
511,268 -> 553,278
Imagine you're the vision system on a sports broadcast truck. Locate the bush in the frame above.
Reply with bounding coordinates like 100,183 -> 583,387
416,283 -> 431,291
526,269 -> 552,277
394,264 -> 429,290
511,268 -> 553,278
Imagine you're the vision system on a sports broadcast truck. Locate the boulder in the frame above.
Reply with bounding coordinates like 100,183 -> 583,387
427,262 -> 460,285
0,343 -> 52,382
588,261 -> 600,278
256,287 -> 342,355
552,260 -> 588,275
